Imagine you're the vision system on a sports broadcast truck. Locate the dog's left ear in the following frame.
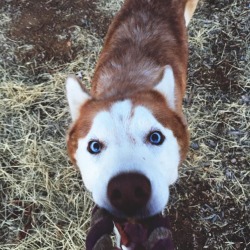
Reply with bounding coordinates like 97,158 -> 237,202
154,66 -> 175,110
66,75 -> 91,121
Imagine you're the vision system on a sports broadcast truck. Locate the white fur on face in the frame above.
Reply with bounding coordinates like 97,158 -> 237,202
75,100 -> 180,217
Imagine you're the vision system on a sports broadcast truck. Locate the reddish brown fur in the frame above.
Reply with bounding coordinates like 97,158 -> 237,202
91,0 -> 188,113
131,91 -> 189,162
68,0 -> 192,166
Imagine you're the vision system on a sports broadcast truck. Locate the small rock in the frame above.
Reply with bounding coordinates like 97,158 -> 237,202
191,142 -> 199,150
231,158 -> 237,164
240,95 -> 249,104
203,162 -> 210,167
208,139 -> 217,148
235,242 -> 242,249
225,169 -> 232,179
228,130 -> 244,136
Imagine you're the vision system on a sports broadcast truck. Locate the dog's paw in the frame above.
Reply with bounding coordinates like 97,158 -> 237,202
92,234 -> 113,250
86,207 -> 114,250
146,227 -> 174,250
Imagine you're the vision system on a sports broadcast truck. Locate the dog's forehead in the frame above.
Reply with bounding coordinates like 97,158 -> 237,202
89,99 -> 161,138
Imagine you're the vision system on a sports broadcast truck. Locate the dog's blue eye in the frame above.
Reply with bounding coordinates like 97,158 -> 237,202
88,141 -> 102,154
148,131 -> 165,145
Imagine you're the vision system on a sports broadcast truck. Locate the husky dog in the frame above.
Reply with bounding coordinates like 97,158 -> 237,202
66,0 -> 199,219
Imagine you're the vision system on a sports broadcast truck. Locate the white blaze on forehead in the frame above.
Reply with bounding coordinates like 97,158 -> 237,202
87,100 -> 133,144
75,100 -> 180,216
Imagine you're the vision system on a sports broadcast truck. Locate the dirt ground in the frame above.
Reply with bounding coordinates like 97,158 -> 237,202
0,0 -> 249,249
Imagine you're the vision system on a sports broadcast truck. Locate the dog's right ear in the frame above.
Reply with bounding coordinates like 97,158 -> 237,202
66,75 -> 91,121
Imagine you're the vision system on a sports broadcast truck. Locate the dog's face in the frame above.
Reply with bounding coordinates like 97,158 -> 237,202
66,66 -> 189,218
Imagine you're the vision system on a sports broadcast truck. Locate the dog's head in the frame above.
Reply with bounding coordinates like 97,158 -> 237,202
66,66 -> 189,218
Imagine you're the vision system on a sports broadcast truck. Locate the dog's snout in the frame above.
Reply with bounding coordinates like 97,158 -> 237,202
107,173 -> 151,216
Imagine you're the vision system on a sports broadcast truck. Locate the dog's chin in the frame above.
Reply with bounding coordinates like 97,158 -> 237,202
102,205 -> 161,220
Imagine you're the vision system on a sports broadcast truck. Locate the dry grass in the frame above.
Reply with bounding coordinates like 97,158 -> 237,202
0,7 -> 100,248
0,0 -> 249,249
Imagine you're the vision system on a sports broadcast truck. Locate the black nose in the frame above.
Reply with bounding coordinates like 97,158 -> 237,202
107,173 -> 151,216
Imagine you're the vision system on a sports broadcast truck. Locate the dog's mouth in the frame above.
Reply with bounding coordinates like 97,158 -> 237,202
107,204 -> 152,220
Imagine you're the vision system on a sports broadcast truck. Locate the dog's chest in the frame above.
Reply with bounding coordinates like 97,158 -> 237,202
114,224 -> 137,250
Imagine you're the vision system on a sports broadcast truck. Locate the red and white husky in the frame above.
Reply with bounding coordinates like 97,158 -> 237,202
66,0 -> 199,219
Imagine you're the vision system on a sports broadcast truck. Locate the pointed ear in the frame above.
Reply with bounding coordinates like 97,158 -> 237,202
154,65 -> 175,110
66,75 -> 91,121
